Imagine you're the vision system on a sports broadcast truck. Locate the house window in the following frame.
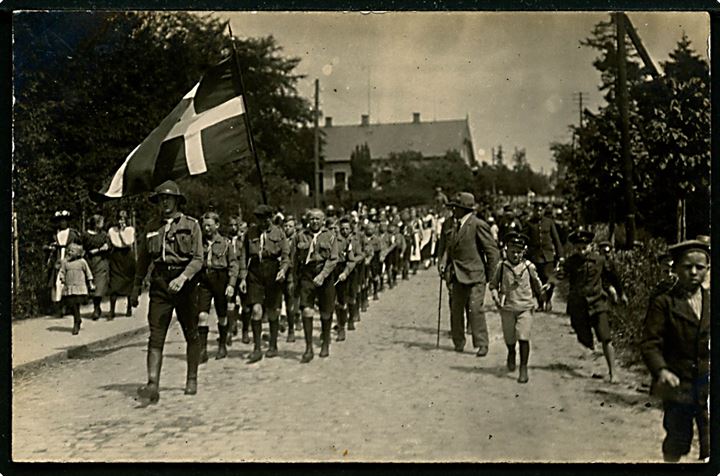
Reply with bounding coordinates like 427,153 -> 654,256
334,171 -> 347,190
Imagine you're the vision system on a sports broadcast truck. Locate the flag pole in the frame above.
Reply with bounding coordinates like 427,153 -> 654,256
227,23 -> 268,205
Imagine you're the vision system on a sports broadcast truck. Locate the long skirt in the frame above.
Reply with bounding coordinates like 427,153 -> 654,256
108,247 -> 135,297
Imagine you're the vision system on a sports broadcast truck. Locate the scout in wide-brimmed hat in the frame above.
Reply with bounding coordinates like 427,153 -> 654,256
149,180 -> 186,204
448,192 -> 476,211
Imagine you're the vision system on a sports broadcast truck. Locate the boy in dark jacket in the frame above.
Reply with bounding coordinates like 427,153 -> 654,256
557,227 -> 626,383
641,239 -> 709,462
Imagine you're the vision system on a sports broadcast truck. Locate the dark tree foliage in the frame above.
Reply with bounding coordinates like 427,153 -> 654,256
348,143 -> 373,191
553,17 -> 709,242
13,12 -> 313,318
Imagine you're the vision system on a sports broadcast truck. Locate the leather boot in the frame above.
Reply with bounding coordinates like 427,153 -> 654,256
348,303 -> 357,330
266,320 -> 279,358
286,313 -> 296,343
247,320 -> 263,363
184,341 -> 200,395
92,298 -> 101,320
72,310 -> 82,335
518,340 -> 530,383
126,297 -> 133,317
372,281 -> 379,301
506,344 -> 517,372
137,347 -> 163,403
216,325 -> 228,359
320,319 -> 331,357
226,308 -> 237,346
336,307 -> 347,341
198,326 -> 209,364
241,310 -> 251,344
300,317 -> 314,363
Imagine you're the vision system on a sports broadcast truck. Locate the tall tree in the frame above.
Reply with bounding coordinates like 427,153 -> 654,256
348,143 -> 373,191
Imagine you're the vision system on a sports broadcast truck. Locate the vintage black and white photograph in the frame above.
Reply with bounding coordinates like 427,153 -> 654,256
11,10 -> 710,463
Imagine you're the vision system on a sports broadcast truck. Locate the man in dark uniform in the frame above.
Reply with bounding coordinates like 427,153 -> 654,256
197,211 -> 238,362
131,180 -> 204,402
526,203 -> 563,311
295,209 -> 339,362
438,192 -> 500,356
558,227 -> 626,383
238,205 -> 290,363
334,217 -> 363,339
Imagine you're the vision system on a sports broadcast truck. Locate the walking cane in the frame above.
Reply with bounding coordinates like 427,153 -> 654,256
436,276 -> 443,349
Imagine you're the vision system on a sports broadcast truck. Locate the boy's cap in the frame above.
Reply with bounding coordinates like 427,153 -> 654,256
253,204 -> 274,218
505,232 -> 528,247
668,239 -> 710,261
568,228 -> 595,244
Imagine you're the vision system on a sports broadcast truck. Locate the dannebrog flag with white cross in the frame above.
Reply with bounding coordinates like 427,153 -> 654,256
96,55 -> 252,199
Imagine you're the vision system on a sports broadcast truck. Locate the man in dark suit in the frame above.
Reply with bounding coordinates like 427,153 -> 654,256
526,203 -> 563,311
438,192 -> 500,356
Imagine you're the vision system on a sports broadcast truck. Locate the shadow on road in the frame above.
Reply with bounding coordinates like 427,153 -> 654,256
449,365 -> 511,379
532,362 -> 587,379
392,339 -> 457,353
99,382 -> 188,408
47,326 -> 74,333
592,388 -> 652,409
64,341 -> 147,360
391,324 -> 443,336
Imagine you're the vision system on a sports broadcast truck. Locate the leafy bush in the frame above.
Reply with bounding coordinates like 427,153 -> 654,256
591,224 -> 668,366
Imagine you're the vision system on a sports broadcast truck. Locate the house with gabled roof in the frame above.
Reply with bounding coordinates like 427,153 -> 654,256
321,112 -> 476,192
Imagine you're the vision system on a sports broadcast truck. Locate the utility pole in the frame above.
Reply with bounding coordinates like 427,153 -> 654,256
615,12 -> 637,247
313,78 -> 321,208
572,92 -> 588,128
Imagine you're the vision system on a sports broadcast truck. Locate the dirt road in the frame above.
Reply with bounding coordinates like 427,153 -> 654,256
13,269 -> 670,462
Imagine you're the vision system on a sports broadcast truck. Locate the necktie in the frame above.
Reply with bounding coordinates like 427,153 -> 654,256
207,240 -> 213,267
161,218 -> 173,262
259,232 -> 265,262
306,233 -> 318,265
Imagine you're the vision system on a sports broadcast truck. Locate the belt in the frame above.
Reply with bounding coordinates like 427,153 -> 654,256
154,263 -> 187,278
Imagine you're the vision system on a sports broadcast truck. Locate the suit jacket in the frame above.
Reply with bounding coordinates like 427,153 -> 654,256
641,286 -> 709,403
445,214 -> 500,285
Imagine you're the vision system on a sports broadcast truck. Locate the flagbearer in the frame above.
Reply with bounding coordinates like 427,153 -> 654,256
295,209 -> 339,362
238,205 -> 290,363
131,180 -> 204,402
197,211 -> 238,362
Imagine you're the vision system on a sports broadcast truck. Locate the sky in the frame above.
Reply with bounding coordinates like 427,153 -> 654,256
215,11 -> 709,172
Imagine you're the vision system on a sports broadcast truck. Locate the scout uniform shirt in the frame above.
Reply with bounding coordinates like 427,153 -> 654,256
337,233 -> 363,276
203,233 -> 239,288
135,212 -> 203,284
295,227 -> 339,283
238,223 -> 290,281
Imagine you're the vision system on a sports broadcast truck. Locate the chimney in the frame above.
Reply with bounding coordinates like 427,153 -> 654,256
361,114 -> 369,126
325,117 -> 333,127
412,112 -> 421,124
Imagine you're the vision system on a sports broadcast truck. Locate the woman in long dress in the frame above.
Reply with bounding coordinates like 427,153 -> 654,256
45,210 -> 82,316
82,214 -> 110,320
107,210 -> 136,318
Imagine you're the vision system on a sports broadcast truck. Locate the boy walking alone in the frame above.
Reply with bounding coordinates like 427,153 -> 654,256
489,232 -> 545,383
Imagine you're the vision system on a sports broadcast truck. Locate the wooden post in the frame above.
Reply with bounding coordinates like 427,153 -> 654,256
13,210 -> 20,293
313,78 -> 321,208
615,12 -> 637,248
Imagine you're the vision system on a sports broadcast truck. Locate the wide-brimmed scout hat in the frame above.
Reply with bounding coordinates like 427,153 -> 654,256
448,192 -> 476,211
668,239 -> 710,261
149,180 -> 186,204
567,227 -> 595,244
